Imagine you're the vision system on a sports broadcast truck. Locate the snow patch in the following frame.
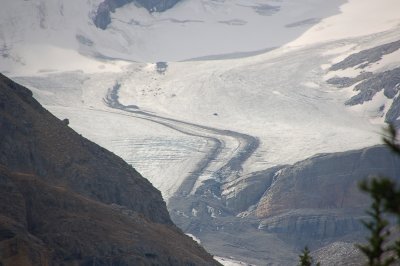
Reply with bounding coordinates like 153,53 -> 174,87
287,0 -> 400,47
215,256 -> 252,266
186,233 -> 201,244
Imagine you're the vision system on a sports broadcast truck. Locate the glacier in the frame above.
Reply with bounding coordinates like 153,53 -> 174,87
1,0 -> 400,264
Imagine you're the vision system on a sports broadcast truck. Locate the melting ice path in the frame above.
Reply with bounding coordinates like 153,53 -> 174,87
103,82 -> 259,199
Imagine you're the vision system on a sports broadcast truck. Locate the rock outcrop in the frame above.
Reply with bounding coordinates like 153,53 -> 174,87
169,144 -> 400,264
256,145 -> 400,218
94,0 -> 181,29
326,40 -> 400,125
0,73 -> 219,265
252,145 -> 400,252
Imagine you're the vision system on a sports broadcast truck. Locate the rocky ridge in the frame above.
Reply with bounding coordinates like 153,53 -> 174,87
169,145 -> 400,264
326,39 -> 400,125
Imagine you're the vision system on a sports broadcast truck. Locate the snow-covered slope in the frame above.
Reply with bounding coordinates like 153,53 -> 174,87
286,0 -> 400,47
115,44 -> 381,171
0,0 -> 346,75
0,0 -> 127,75
6,0 -> 399,200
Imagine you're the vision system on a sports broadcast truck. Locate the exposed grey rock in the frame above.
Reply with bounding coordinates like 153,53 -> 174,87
156,62 -> 168,74
256,145 -> 400,218
135,0 -> 181,12
258,209 -> 366,240
285,18 -> 320,28
169,193 -> 299,265
344,67 -> 400,106
252,4 -> 280,16
326,40 -> 400,125
386,95 -> 400,124
93,0 -> 181,29
76,34 -> 94,46
326,71 -> 372,88
0,44 -> 10,59
168,144 -> 400,265
223,166 -> 285,212
93,2 -> 112,30
329,40 -> 400,71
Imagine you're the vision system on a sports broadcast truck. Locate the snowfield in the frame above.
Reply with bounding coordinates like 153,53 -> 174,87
1,0 -> 346,74
7,0 -> 400,201
286,0 -> 400,48
16,29 -> 399,201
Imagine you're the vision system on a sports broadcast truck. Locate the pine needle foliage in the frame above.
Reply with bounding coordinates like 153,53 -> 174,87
357,124 -> 400,265
357,179 -> 394,266
298,246 -> 320,266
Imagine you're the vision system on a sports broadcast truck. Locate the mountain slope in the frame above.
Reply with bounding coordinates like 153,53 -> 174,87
0,0 -> 346,73
94,0 -> 181,29
0,167 -> 218,265
0,73 -> 220,265
168,144 -> 400,265
2,0 -> 400,264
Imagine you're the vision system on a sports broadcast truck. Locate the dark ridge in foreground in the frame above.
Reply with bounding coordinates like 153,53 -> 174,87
0,73 -> 220,265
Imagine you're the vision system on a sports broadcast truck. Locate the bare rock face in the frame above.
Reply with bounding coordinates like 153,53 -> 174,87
326,40 -> 400,125
0,74 -> 220,265
0,168 -> 218,265
255,145 -> 400,218
93,0 -> 181,29
168,144 -> 400,265
329,40 -> 400,71
135,0 -> 181,12
251,145 -> 400,254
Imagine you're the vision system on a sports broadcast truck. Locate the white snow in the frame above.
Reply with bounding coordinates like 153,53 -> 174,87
365,48 -> 400,73
5,0 -> 400,202
186,233 -> 201,244
348,90 -> 395,125
116,42 -> 382,174
287,0 -> 400,48
1,44 -> 130,76
0,0 -> 347,70
215,256 -> 252,266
